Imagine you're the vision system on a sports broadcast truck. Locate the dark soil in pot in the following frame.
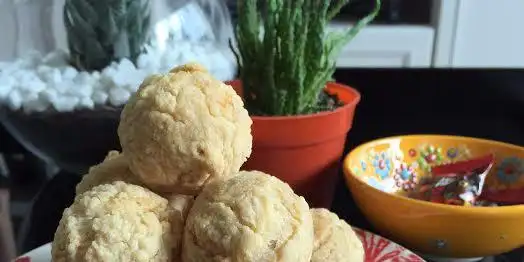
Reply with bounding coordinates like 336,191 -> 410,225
0,106 -> 121,175
316,90 -> 345,112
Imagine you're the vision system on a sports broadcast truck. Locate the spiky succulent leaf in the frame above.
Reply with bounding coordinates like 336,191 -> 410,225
232,0 -> 381,116
63,0 -> 151,71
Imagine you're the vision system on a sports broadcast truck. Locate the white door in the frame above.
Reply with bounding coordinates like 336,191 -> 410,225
433,0 -> 524,68
329,23 -> 435,68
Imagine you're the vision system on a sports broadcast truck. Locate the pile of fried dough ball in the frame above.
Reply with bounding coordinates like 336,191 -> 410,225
51,63 -> 365,262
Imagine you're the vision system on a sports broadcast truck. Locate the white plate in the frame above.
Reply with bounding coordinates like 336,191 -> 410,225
15,228 -> 425,262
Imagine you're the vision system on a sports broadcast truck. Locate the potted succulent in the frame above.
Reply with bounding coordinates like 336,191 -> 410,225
0,0 -> 237,174
0,0 -> 153,174
229,0 -> 381,208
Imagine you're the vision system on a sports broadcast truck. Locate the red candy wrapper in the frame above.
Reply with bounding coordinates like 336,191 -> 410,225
479,188 -> 524,205
411,154 -> 495,206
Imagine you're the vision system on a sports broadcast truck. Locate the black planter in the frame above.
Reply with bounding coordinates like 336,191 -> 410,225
0,106 -> 122,175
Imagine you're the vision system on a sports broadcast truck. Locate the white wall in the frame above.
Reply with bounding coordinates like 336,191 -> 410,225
2,0 -> 524,67
450,0 -> 524,67
0,1 -> 17,61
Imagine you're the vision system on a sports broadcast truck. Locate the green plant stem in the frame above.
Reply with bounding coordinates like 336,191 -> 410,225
64,0 -> 151,72
233,0 -> 381,116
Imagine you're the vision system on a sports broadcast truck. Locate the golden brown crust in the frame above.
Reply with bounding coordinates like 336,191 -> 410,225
182,171 -> 314,262
52,182 -> 173,262
169,62 -> 209,74
75,151 -> 142,196
310,208 -> 364,262
118,64 -> 252,195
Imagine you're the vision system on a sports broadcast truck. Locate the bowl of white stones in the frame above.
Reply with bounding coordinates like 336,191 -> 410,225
0,0 -> 237,174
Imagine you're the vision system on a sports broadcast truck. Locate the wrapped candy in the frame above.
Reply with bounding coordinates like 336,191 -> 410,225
479,186 -> 524,205
411,154 -> 495,206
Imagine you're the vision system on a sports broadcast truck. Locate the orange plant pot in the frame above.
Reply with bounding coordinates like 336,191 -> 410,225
227,80 -> 361,208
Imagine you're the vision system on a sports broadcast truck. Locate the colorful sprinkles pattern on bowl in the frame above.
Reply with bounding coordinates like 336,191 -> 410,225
345,136 -> 524,257
351,140 -> 524,197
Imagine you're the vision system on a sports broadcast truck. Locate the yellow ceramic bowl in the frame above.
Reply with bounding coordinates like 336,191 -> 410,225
343,135 -> 524,258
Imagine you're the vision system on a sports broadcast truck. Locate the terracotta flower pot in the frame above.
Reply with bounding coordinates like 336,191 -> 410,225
227,80 -> 361,208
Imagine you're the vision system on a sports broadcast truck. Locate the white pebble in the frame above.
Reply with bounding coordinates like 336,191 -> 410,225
98,74 -> 114,89
137,52 -> 160,74
0,62 -> 19,75
0,32 -> 237,113
62,66 -> 78,80
21,92 -> 38,104
161,48 -> 182,71
67,84 -> 93,98
0,75 -> 15,101
180,2 -> 213,42
6,90 -> 22,111
51,80 -> 72,94
210,52 -> 236,81
136,53 -> 151,69
20,77 -> 46,94
92,90 -> 108,105
52,96 -> 79,112
78,97 -> 94,110
101,66 -> 117,83
74,71 -> 94,85
36,65 -> 52,78
176,42 -> 191,56
23,94 -> 49,112
13,71 -> 40,93
40,68 -> 62,84
11,69 -> 32,82
112,59 -> 137,87
124,71 -> 147,92
118,58 -> 136,72
177,51 -> 199,69
108,87 -> 130,106
91,71 -> 101,80
40,89 -> 58,104
0,62 -> 8,71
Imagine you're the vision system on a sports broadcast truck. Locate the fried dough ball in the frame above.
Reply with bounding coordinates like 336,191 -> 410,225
75,151 -> 142,195
310,208 -> 364,262
182,170 -> 314,262
167,194 -> 195,260
51,182 -> 173,262
169,62 -> 208,74
118,63 -> 252,195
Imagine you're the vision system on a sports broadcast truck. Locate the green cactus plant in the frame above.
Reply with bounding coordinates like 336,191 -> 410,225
232,0 -> 381,116
63,0 -> 152,71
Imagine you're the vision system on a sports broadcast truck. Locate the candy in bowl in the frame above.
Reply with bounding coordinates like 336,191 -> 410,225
343,135 -> 524,259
